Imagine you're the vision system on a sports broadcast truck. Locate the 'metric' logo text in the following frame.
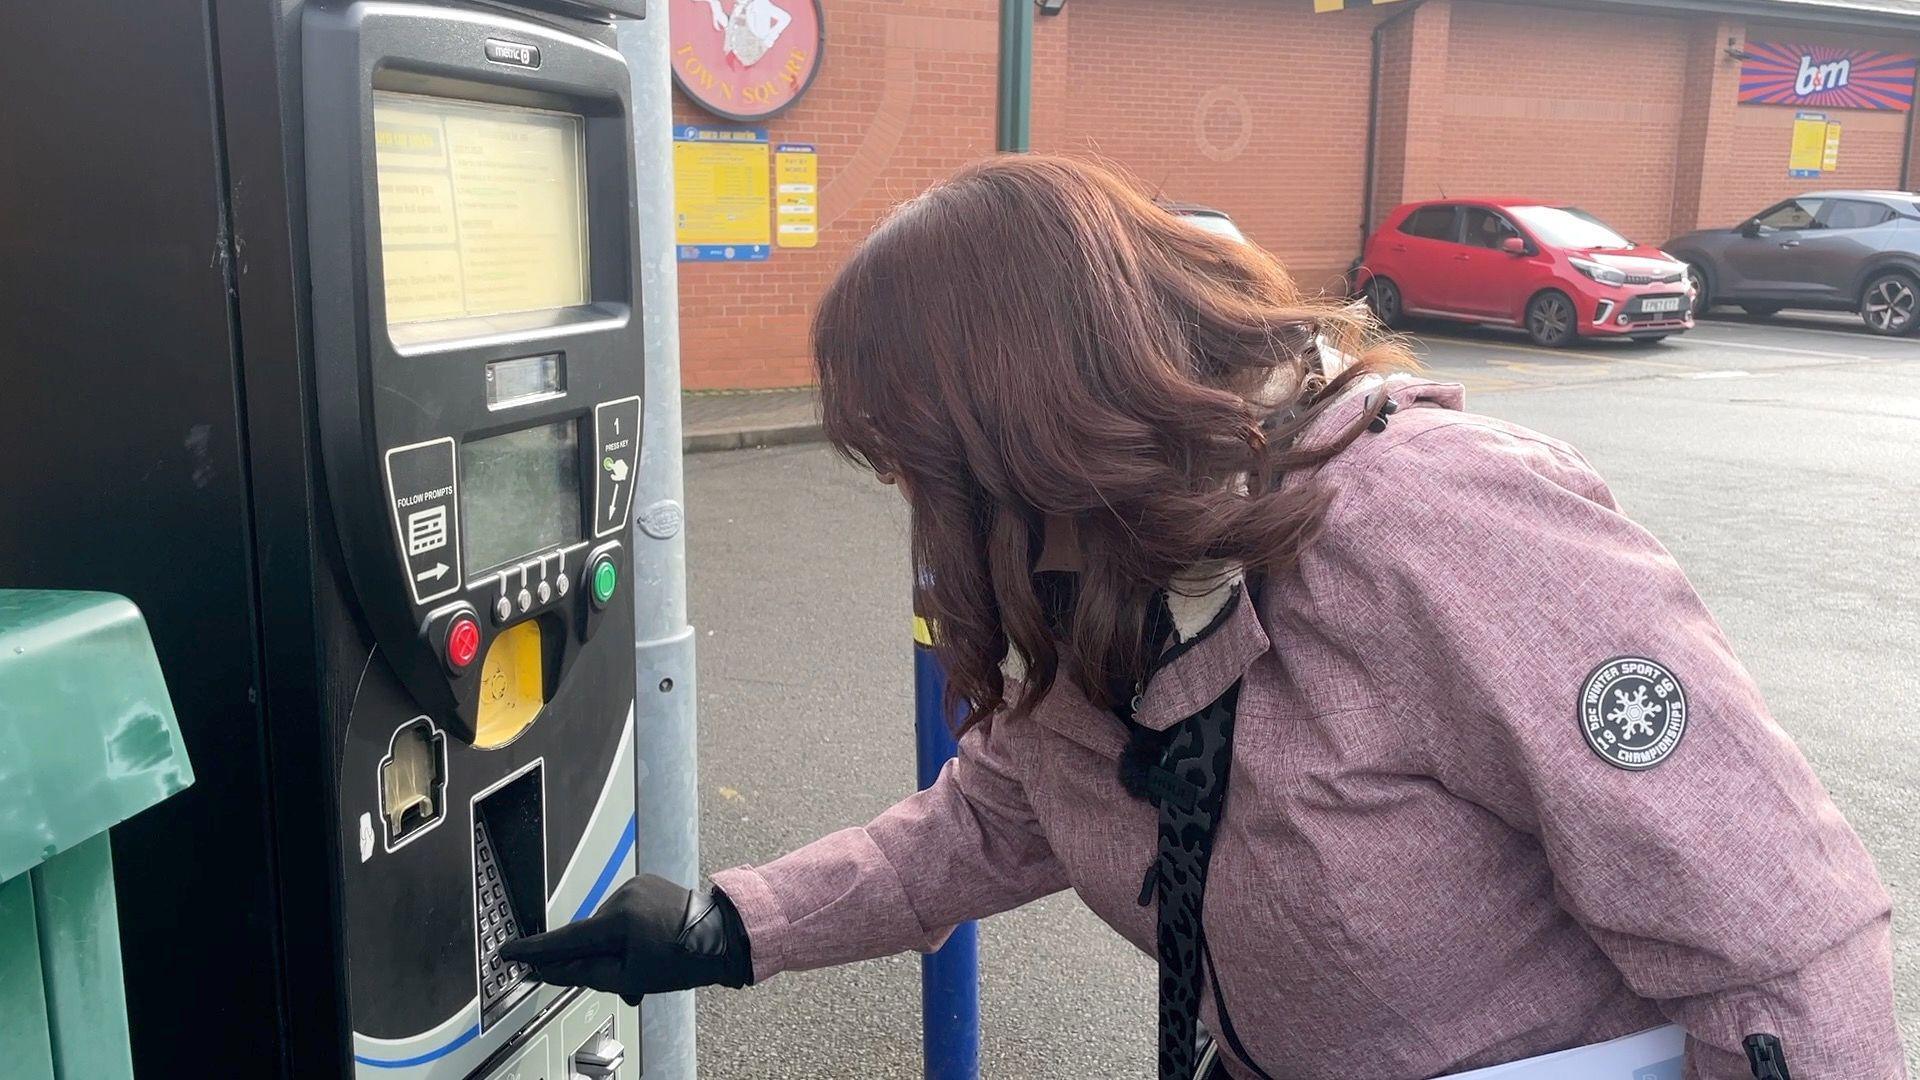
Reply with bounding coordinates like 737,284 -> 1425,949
1796,54 -> 1853,95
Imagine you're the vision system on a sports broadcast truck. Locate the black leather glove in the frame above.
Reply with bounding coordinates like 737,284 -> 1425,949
498,874 -> 752,1005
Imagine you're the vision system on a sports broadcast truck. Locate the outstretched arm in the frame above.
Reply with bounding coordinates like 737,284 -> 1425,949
712,710 -> 1067,983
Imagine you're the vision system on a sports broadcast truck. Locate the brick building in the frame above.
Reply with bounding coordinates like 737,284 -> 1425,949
674,0 -> 1920,390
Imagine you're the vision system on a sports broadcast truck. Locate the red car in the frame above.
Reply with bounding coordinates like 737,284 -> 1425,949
1355,199 -> 1697,346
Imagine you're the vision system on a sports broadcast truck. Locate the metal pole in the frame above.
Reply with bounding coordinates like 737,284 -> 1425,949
617,11 -> 699,1080
996,0 -> 1034,152
921,5 -> 1030,1071
913,612 -> 981,1080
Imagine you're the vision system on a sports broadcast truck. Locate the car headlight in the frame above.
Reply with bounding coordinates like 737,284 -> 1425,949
1571,257 -> 1628,286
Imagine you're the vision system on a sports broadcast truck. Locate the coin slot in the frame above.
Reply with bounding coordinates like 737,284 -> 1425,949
475,619 -> 550,748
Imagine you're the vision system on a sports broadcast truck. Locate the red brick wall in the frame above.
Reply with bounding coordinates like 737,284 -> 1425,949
673,3 -> 1002,390
1430,2 -> 1695,246
1034,0 -> 1393,295
1371,14 -> 1414,233
672,1 -> 1920,390
1377,3 -> 1920,244
1670,16 -> 1745,238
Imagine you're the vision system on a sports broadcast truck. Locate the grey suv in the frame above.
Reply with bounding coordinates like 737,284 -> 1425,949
1664,191 -> 1920,335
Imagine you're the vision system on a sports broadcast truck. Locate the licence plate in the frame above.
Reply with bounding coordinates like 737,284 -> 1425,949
1641,297 -> 1683,313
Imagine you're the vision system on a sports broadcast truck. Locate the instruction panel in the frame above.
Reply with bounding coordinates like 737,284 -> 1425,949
374,92 -> 589,325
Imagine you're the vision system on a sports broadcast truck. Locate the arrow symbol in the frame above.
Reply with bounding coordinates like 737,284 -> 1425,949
608,482 -> 622,518
416,562 -> 449,584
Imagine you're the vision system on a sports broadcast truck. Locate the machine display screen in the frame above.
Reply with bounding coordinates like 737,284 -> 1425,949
459,421 -> 581,574
373,92 -> 588,333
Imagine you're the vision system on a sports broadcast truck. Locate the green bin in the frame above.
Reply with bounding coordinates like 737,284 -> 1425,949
0,591 -> 194,1080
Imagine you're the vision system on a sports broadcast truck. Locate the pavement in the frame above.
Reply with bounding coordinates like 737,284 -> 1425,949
686,312 -> 1920,1077
683,388 -> 820,453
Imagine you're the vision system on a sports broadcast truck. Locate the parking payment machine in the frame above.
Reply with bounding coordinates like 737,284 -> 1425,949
0,0 -> 656,1077
306,5 -> 646,1076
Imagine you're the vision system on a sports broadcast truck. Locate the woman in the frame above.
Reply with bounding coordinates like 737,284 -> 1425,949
503,156 -> 1903,1078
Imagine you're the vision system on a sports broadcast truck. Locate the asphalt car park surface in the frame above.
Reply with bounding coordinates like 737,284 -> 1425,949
686,313 -> 1920,1078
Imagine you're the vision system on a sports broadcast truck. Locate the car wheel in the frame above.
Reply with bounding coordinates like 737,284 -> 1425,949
1364,276 -> 1404,329
1861,271 -> 1920,335
1525,290 -> 1579,347
1684,262 -> 1710,316
1741,302 -> 1784,317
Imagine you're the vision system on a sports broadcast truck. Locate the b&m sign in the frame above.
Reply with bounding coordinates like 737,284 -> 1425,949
1740,43 -> 1918,112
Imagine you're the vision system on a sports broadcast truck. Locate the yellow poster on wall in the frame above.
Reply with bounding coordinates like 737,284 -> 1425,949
775,143 -> 819,249
673,125 -> 771,261
1789,111 -> 1828,178
1823,121 -> 1843,172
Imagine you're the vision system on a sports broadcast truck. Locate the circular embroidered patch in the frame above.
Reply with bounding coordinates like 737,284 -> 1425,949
1578,657 -> 1688,770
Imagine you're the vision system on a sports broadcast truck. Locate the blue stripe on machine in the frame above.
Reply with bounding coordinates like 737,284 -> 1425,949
352,1023 -> 480,1069
572,814 -> 637,923
353,814 -> 639,1069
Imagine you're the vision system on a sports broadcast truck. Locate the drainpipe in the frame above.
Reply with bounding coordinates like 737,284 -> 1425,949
1901,105 -> 1916,191
998,0 -> 1034,151
1360,0 -> 1428,278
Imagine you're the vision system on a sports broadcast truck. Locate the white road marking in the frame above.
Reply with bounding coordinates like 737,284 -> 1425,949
1683,335 -> 1871,361
1680,370 -> 1757,380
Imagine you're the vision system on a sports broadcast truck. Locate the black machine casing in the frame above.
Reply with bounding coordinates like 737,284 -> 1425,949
0,0 -> 651,1076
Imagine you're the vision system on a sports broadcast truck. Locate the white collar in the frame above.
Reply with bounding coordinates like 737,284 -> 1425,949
1164,560 -> 1243,643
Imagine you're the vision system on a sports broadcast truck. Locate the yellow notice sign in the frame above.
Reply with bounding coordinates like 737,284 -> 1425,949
1789,111 -> 1828,178
775,143 -> 819,250
1823,121 -> 1843,172
673,126 -> 771,261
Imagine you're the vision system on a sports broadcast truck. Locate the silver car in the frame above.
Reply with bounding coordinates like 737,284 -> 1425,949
1664,191 -> 1920,335
1161,200 -> 1246,243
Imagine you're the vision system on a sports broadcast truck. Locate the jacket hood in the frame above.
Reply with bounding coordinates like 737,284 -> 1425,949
1290,372 -> 1465,457
1154,375 -> 1462,654
1006,374 -> 1464,692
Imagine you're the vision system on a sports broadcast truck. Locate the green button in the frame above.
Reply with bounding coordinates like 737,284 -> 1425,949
592,559 -> 618,604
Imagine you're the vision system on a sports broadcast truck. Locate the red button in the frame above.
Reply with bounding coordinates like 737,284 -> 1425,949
446,617 -> 481,670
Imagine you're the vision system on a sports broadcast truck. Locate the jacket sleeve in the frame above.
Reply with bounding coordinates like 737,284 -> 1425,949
709,710 -> 1068,984
1308,417 -> 1903,1079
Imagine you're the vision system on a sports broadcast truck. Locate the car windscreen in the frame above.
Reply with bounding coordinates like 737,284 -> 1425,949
1508,205 -> 1634,250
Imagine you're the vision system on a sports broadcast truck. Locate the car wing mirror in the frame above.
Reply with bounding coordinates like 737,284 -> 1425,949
1501,236 -> 1528,255
1739,219 -> 1764,238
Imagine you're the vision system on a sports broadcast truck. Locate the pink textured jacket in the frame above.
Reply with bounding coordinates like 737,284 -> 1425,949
712,377 -> 1903,1079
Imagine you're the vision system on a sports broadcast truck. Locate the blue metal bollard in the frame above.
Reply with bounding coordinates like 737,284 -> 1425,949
913,614 -> 981,1080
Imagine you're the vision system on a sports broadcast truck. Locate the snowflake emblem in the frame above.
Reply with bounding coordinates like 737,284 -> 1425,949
1581,658 -> 1688,771
1607,687 -> 1663,739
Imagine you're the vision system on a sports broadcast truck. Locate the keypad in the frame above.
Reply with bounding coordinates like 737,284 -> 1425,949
474,817 -> 534,1020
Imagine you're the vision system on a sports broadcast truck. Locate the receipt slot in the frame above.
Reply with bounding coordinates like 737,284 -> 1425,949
0,0 -> 652,1077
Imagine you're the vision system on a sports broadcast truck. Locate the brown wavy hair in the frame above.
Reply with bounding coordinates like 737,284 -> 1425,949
813,155 -> 1410,731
